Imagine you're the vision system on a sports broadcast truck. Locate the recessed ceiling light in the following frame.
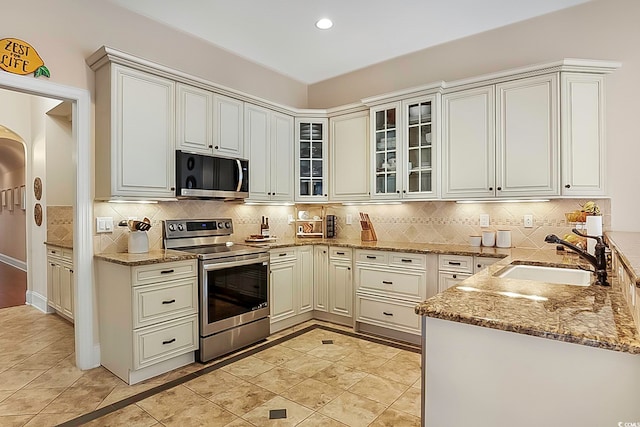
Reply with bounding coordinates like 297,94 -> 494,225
315,18 -> 333,30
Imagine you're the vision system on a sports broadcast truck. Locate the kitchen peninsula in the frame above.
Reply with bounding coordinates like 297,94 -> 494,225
416,235 -> 640,427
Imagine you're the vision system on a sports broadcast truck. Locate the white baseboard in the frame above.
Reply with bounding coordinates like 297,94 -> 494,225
26,291 -> 52,313
0,253 -> 26,271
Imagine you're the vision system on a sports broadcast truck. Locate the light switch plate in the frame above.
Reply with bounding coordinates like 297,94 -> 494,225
96,217 -> 113,233
346,214 -> 353,225
524,214 -> 534,228
287,214 -> 294,224
479,214 -> 490,228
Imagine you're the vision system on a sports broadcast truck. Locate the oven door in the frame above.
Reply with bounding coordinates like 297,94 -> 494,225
200,252 -> 269,337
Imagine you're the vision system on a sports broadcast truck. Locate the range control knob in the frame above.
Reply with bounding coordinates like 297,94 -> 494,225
217,222 -> 224,229
177,223 -> 184,231
225,221 -> 232,229
168,224 -> 175,232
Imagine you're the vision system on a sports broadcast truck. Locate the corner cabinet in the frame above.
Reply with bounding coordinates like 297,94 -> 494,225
245,104 -> 294,202
93,64 -> 176,200
330,111 -> 370,201
442,74 -> 559,199
370,95 -> 439,200
295,118 -> 328,202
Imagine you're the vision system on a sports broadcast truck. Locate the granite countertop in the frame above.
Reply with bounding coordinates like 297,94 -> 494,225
606,231 -> 640,287
94,249 -> 198,266
44,240 -> 74,250
415,247 -> 640,355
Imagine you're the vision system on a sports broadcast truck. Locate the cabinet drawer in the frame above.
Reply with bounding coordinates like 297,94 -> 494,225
439,255 -> 474,273
47,248 -> 73,264
357,266 -> 425,301
132,260 -> 197,286
389,252 -> 426,269
133,278 -> 198,328
355,250 -> 388,265
438,272 -> 472,293
133,315 -> 198,370
356,295 -> 421,335
474,256 -> 502,273
270,247 -> 297,263
329,247 -> 352,261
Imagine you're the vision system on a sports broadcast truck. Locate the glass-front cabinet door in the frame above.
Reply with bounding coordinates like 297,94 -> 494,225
295,118 -> 328,202
404,95 -> 437,198
371,102 -> 402,198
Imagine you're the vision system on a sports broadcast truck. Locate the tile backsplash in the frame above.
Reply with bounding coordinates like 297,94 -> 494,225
93,198 -> 609,254
47,205 -> 73,241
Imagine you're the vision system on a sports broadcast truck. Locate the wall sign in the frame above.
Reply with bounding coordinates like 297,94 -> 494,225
0,38 -> 49,78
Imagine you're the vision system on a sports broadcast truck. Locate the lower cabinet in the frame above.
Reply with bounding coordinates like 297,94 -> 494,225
46,246 -> 74,321
328,248 -> 353,319
438,254 -> 502,292
313,246 -> 329,312
96,259 -> 199,385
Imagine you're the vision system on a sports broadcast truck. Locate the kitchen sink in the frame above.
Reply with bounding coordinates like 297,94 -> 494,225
496,264 -> 592,286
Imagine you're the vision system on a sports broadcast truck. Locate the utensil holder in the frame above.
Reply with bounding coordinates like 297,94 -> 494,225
361,229 -> 376,241
128,231 -> 149,254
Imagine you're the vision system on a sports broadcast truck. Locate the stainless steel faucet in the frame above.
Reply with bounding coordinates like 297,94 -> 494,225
544,229 -> 609,286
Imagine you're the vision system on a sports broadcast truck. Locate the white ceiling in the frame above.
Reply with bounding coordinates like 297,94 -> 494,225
110,0 -> 590,84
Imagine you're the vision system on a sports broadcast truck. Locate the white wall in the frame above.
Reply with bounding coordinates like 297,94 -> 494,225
0,165 -> 26,262
45,113 -> 74,206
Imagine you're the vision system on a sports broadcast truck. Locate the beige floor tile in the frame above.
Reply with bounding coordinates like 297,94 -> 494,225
278,335 -> 324,353
281,378 -> 343,410
223,418 -> 255,427
0,353 -> 32,368
97,382 -> 160,409
305,344 -> 353,362
208,382 -> 276,417
248,366 -> 307,394
348,374 -> 410,405
311,364 -> 368,390
7,340 -> 51,356
241,395 -> 313,426
280,353 -> 332,377
11,352 -> 69,371
163,362 -> 207,382
358,341 -> 402,359
369,407 -> 421,427
252,345 -> 305,366
0,369 -> 46,391
318,391 -> 387,427
136,385 -> 207,421
390,350 -> 422,365
184,370 -> 248,399
24,412 -> 84,427
0,387 -> 64,416
23,363 -> 83,389
0,390 -> 14,403
38,338 -> 75,354
40,385 -> 115,414
221,356 -> 276,380
376,358 -> 421,386
412,378 -> 421,389
390,387 -> 422,418
84,405 -> 159,427
296,412 -> 348,426
71,366 -> 127,389
161,401 -> 237,427
0,414 -> 34,427
335,350 -> 389,372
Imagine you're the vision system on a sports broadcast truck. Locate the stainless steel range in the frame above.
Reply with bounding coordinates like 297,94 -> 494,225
163,218 -> 270,362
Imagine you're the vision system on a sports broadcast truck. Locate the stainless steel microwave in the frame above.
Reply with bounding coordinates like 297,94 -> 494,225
176,151 -> 249,199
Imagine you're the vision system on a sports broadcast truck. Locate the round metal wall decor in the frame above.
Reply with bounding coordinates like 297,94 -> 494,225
34,177 -> 42,201
34,203 -> 43,226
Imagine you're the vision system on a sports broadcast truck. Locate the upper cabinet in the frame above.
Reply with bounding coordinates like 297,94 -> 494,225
560,73 -> 606,196
442,74 -> 559,199
245,104 -> 294,201
370,94 -> 438,200
94,64 -> 176,200
330,111 -> 370,201
295,118 -> 328,202
176,84 -> 244,158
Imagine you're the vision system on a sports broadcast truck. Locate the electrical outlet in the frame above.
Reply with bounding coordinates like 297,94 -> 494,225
346,214 -> 353,225
524,214 -> 534,228
287,214 -> 294,224
479,214 -> 490,228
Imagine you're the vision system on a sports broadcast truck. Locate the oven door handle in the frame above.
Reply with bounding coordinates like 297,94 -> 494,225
202,257 -> 268,271
235,159 -> 243,192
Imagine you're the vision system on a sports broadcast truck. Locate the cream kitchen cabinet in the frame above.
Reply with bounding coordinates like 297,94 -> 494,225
176,84 -> 244,158
330,111 -> 370,201
270,247 -> 314,332
438,254 -> 473,293
96,259 -> 199,385
295,118 -> 328,202
474,256 -> 503,273
328,248 -> 353,319
245,104 -> 294,201
370,94 -> 438,200
93,63 -> 176,200
560,73 -> 606,196
47,246 -> 74,321
313,245 -> 329,312
442,74 -> 559,199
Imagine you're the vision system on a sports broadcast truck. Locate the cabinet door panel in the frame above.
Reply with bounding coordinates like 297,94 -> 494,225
496,74 -> 558,196
177,84 -> 211,154
442,87 -> 494,198
298,246 -> 314,313
60,266 -> 73,319
330,112 -> 369,201
271,113 -> 294,200
270,261 -> 296,323
245,104 -> 270,200
329,261 -> 352,318
314,246 -> 329,312
213,95 -> 244,157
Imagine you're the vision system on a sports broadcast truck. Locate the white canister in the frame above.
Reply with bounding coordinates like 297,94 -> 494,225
482,231 -> 496,247
496,230 -> 512,248
128,231 -> 149,254
469,236 -> 482,247
585,215 -> 603,255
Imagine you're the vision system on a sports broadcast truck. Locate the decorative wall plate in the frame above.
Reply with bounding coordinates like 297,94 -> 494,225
34,203 -> 42,226
34,177 -> 42,201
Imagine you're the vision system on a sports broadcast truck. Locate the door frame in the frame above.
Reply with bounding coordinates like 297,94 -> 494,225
0,72 -> 97,370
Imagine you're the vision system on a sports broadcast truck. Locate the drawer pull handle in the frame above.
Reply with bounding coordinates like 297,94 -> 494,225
366,256 -> 377,259
401,259 -> 412,263
161,269 -> 175,274
162,299 -> 176,304
383,311 -> 394,316
162,338 -> 176,345
279,253 -> 287,257
382,280 -> 393,285
337,251 -> 345,255
448,261 -> 461,266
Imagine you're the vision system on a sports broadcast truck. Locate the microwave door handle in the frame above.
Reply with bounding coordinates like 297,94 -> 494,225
235,159 -> 243,192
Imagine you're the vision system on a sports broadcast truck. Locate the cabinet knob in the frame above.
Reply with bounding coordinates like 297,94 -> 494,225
347,267 -> 351,270
324,194 -> 327,197
497,187 -> 502,191
214,146 -> 219,150
403,190 -> 406,193
396,190 -> 400,194
208,145 -> 213,148
565,184 -> 571,189
489,187 -> 493,191
453,274 -> 457,279
170,187 -> 175,191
